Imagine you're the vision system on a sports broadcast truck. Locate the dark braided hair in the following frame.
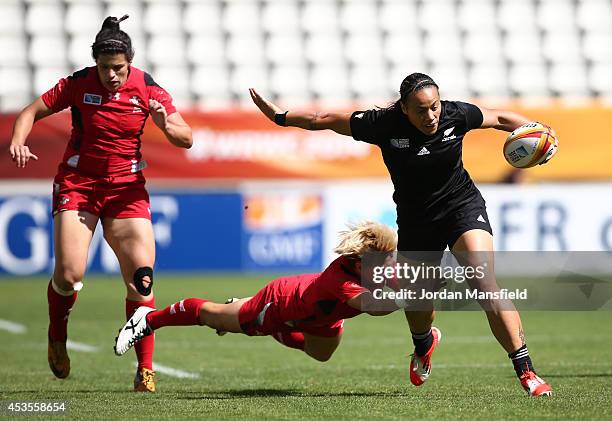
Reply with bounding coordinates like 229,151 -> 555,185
91,15 -> 134,61
389,73 -> 439,109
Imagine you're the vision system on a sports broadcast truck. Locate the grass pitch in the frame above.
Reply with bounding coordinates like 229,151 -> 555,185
1,275 -> 611,420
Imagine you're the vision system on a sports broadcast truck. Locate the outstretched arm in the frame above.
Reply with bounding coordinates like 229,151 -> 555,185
346,291 -> 404,316
149,100 -> 193,149
9,98 -> 52,168
249,88 -> 353,136
477,106 -> 532,132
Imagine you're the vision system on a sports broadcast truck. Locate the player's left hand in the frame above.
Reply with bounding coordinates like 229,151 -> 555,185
149,99 -> 168,130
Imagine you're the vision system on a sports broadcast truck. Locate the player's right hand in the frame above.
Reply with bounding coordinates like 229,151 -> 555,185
9,143 -> 38,168
249,88 -> 283,122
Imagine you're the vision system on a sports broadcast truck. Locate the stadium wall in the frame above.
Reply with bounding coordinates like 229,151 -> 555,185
1,181 -> 612,277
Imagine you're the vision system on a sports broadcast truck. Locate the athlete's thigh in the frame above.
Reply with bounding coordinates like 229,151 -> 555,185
303,332 -> 342,359
200,298 -> 251,333
102,217 -> 155,281
53,210 -> 98,283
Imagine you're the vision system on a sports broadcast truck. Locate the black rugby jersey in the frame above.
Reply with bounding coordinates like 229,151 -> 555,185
350,101 -> 484,221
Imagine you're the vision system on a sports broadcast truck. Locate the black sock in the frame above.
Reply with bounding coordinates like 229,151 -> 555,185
412,329 -> 433,357
508,344 -> 535,377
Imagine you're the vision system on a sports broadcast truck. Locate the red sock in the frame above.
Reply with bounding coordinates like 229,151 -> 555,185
47,280 -> 77,342
146,298 -> 208,330
272,330 -> 305,350
126,297 -> 156,370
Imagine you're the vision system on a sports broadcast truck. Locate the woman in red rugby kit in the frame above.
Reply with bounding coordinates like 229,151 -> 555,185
114,222 -> 402,364
9,15 -> 192,392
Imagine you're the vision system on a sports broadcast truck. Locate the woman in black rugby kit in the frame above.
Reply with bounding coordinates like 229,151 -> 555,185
250,73 -> 552,397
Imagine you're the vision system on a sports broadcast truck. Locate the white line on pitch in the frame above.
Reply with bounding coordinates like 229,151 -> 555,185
0,319 -> 27,334
134,362 -> 200,379
66,340 -> 99,353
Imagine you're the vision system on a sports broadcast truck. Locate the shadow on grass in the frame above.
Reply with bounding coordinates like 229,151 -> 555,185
176,388 -> 410,400
543,373 -> 612,379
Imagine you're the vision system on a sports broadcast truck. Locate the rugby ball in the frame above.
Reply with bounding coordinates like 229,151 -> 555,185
503,122 -> 558,168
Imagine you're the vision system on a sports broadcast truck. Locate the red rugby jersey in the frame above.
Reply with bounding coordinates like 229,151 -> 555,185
41,66 -> 176,177
269,256 -> 368,329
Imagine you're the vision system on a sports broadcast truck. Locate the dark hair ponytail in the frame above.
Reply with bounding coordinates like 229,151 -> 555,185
91,15 -> 134,61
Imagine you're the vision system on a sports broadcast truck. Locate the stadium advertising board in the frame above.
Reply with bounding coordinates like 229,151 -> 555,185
0,107 -> 610,182
241,191 -> 323,271
0,191 -> 243,275
323,182 -> 612,269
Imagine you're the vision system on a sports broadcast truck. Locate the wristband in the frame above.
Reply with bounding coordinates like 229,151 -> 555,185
274,111 -> 288,126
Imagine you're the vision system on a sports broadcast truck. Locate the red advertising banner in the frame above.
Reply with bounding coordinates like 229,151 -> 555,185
1,106 -> 610,182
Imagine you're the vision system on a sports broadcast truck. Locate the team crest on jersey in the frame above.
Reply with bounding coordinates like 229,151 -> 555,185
442,126 -> 458,142
129,96 -> 139,105
390,138 -> 410,149
83,93 -> 102,105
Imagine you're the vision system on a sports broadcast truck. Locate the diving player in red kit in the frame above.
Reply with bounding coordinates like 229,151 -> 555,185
9,15 -> 192,392
114,222 -> 422,365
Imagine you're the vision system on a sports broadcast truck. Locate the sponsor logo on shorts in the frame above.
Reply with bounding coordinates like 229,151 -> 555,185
59,196 -> 70,205
83,93 -> 102,105
477,214 -> 486,223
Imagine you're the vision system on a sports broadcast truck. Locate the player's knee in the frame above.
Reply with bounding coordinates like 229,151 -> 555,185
132,266 -> 154,296
53,268 -> 85,292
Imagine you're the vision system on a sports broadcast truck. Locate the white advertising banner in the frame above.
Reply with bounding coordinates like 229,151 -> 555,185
323,182 -> 612,265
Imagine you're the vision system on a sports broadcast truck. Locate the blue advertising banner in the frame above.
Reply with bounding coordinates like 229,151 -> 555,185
0,191 -> 243,275
241,193 -> 323,272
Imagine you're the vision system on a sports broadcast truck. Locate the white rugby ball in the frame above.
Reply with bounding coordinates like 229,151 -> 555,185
503,122 -> 558,168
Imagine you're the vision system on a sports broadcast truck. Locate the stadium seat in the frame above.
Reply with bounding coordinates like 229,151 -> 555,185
191,64 -> 231,105
65,2 -> 103,35
34,66 -> 69,95
0,35 -> 28,67
542,33 -> 584,64
68,34 -> 95,69
226,34 -> 266,66
383,31 -> 424,67
231,63 -> 269,99
261,0 -> 301,36
339,0 -> 379,35
378,0 -> 418,35
0,1 -> 25,36
464,31 -> 504,65
143,2 -> 183,35
423,33 -> 463,65
304,33 -> 344,65
186,34 -> 226,66
105,1 -> 144,35
429,63 -> 470,100
418,0 -> 457,33
588,63 -> 612,95
151,65 -> 191,106
576,0 -> 612,32
468,63 -> 510,98
344,33 -> 384,66
183,1 -> 223,35
222,1 -> 261,36
301,0 -> 340,34
508,64 -> 550,98
148,34 -> 186,66
265,35 -> 305,66
25,2 -> 63,35
350,65 -> 388,101
388,63 -> 428,94
549,63 -> 589,97
536,0 -> 577,32
497,0 -> 538,34
29,35 -> 67,67
582,32 -> 612,64
309,64 -> 350,103
270,65 -> 310,100
503,32 -> 545,65
0,66 -> 31,97
457,0 -> 497,33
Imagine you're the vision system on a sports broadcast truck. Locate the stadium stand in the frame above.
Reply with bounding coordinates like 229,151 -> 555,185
1,0 -> 611,111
